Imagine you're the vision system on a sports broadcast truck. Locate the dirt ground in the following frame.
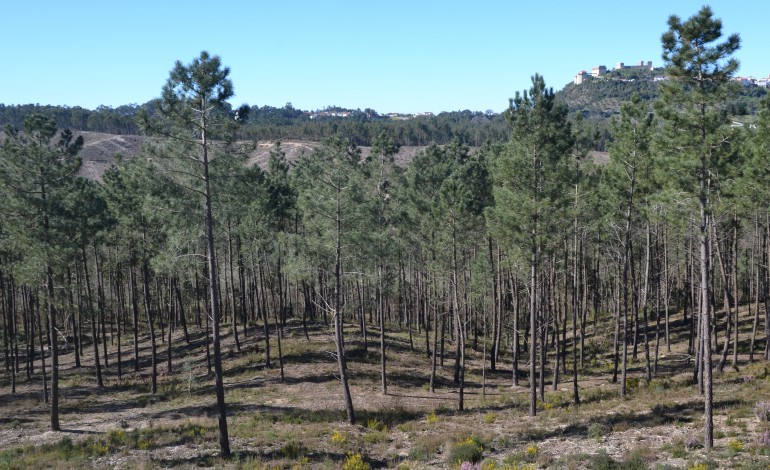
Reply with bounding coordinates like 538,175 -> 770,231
2,312 -> 770,469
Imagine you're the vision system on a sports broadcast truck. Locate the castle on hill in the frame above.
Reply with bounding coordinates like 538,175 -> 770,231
574,60 -> 654,85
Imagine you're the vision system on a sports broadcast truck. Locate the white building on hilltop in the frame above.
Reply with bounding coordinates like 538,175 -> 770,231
591,65 -> 607,77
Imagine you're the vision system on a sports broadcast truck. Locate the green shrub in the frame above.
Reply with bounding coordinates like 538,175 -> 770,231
87,437 -> 108,457
588,449 -> 616,470
363,429 -> 389,444
343,452 -> 370,470
367,418 -> 386,431
280,440 -> 306,460
407,445 -> 432,462
668,440 -> 687,458
55,437 -> 75,459
448,436 -> 484,466
331,430 -> 347,445
624,377 -> 641,393
587,422 -> 609,441
106,429 -> 129,451
621,448 -> 649,470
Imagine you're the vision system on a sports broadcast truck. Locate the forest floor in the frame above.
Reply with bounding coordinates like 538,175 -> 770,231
1,308 -> 770,469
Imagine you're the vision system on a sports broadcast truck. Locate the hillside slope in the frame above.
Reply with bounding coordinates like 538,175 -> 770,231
74,132 -> 475,180
557,76 -> 767,121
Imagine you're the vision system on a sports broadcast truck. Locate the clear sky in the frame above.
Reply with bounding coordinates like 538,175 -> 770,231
2,1 -> 767,114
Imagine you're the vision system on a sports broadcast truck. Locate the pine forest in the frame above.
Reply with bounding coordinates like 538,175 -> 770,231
2,6 -> 770,469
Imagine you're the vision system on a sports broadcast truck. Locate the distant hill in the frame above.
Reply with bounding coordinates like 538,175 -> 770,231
555,70 -> 766,151
557,79 -> 660,120
5,73 -> 766,172
556,70 -> 767,121
73,132 -> 454,180
78,132 -> 145,180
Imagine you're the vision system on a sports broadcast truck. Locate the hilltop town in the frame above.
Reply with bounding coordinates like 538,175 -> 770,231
574,60 -> 770,87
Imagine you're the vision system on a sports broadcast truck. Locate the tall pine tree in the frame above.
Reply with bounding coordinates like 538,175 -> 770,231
655,6 -> 740,449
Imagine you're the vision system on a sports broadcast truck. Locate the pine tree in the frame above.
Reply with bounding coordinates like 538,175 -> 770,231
0,114 -> 83,431
605,94 -> 656,397
295,137 -> 369,425
140,51 -> 249,457
655,6 -> 740,449
487,74 -> 574,416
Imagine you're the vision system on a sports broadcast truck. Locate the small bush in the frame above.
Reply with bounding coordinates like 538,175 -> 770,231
666,439 -> 687,458
483,412 -> 497,424
363,429 -> 389,444
624,377 -> 641,393
280,440 -> 306,460
407,445 -> 432,462
137,435 -> 154,450
55,437 -> 75,459
587,422 -> 609,441
754,401 -> 770,421
588,449 -> 616,470
106,429 -> 130,451
501,455 -> 537,469
525,445 -> 538,457
181,423 -> 207,442
426,411 -> 439,424
621,448 -> 650,469
343,452 -> 370,470
331,430 -> 347,445
448,436 -> 484,466
727,438 -> 743,453
367,418 -> 386,431
88,438 -> 108,457
648,378 -> 673,393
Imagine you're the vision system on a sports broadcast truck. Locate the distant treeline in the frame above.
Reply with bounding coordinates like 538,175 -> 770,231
0,102 -> 511,147
0,103 -> 143,135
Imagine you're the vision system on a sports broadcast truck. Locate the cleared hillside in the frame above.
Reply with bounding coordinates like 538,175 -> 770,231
73,132 -> 476,180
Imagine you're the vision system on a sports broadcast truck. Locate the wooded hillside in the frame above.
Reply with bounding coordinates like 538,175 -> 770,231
1,6 -> 770,469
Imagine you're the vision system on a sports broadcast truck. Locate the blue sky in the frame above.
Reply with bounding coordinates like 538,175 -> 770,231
2,1 -> 766,114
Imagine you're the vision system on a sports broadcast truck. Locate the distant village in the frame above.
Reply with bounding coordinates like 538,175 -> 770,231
574,60 -> 770,87
307,110 -> 435,120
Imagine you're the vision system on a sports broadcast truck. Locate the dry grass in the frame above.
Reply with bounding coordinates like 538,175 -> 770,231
1,307 -> 770,468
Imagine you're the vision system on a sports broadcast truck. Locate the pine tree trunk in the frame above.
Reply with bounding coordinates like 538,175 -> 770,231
334,188 -> 355,425
67,268 -> 81,368
46,266 -> 60,431
82,246 -> 103,388
35,293 -> 48,404
529,214 -> 538,416
141,260 -> 157,394
94,245 -> 109,369
700,161 -> 714,450
641,221 -> 652,382
379,265 -> 387,395
130,266 -> 140,372
572,208 -> 580,405
201,113 -> 231,457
